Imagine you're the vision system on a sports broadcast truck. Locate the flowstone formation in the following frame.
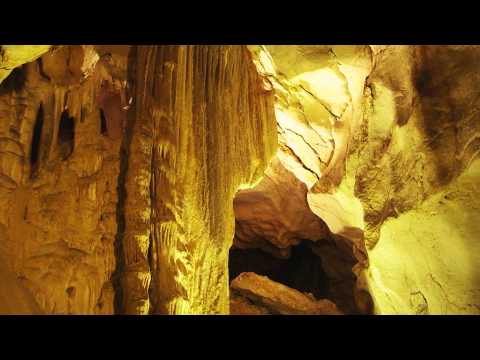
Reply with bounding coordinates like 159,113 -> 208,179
121,46 -> 277,315
0,45 -> 277,314
1,45 -> 480,315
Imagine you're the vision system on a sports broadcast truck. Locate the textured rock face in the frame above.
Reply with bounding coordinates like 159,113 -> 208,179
121,46 -> 277,314
359,46 -> 480,313
232,45 -> 480,315
0,45 -> 277,314
234,157 -> 328,256
230,293 -> 270,315
367,159 -> 480,314
2,44 -> 480,315
0,45 -> 124,314
232,46 -> 372,314
0,46 -> 51,84
230,272 -> 342,315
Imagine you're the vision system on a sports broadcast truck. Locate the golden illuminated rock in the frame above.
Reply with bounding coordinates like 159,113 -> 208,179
0,45 -> 128,314
121,46 -> 277,314
234,157 -> 328,255
237,45 -> 372,313
0,45 -> 51,84
0,45 -> 277,314
367,158 -> 480,314
239,45 -> 480,315
1,44 -> 480,315
231,272 -> 342,315
358,46 -> 480,314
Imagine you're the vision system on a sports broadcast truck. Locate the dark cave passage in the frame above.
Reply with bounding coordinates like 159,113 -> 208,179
229,242 -> 330,301
229,237 -> 362,314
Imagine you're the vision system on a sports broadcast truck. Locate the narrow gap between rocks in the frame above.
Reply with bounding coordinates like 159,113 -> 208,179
99,108 -> 108,136
30,103 -> 44,177
57,110 -> 75,160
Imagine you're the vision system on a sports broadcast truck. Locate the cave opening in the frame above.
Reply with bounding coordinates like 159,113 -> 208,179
228,239 -> 360,314
30,103 -> 44,177
229,242 -> 330,300
57,109 -> 75,160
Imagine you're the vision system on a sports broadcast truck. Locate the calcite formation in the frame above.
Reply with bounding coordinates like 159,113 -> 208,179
0,45 -> 122,314
0,45 -> 277,314
1,44 -> 480,315
121,46 -> 277,315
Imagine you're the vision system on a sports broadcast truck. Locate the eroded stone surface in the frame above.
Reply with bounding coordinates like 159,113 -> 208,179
231,272 -> 342,315
234,157 -> 328,256
230,293 -> 270,315
2,44 -> 480,315
122,46 -> 277,315
0,45 -> 128,314
239,45 -> 480,314
0,45 -> 277,315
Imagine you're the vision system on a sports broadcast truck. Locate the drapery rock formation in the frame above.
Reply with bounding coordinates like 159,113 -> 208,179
121,46 -> 277,315
1,44 -> 480,315
0,45 -> 277,314
0,45 -> 121,314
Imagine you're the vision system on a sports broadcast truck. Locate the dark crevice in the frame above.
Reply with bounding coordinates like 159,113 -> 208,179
229,238 -> 362,314
57,110 -> 75,160
66,286 -> 76,298
30,103 -> 44,178
112,45 -> 137,315
80,107 -> 86,123
37,58 -> 51,82
0,65 -> 27,94
229,242 -> 330,300
99,108 -> 108,136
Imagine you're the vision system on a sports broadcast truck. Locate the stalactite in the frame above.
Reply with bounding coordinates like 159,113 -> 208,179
119,46 -> 277,314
